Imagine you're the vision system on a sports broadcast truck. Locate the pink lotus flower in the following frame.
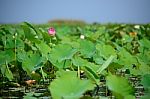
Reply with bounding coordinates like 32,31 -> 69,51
48,27 -> 56,36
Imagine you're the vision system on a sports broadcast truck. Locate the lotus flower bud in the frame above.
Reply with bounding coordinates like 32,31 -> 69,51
48,27 -> 56,36
80,35 -> 85,39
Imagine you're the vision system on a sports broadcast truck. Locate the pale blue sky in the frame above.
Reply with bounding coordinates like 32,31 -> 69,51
0,0 -> 150,24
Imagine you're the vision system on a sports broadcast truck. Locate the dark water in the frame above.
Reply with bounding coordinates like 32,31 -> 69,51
0,79 -> 51,99
0,74 -> 144,99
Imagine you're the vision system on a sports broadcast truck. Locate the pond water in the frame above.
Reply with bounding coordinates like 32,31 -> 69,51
0,74 -> 144,99
0,79 -> 51,99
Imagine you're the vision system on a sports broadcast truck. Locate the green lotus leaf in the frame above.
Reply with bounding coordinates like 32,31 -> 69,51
106,74 -> 134,98
49,71 -> 95,99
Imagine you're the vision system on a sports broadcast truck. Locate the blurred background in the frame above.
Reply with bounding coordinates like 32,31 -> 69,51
0,0 -> 150,24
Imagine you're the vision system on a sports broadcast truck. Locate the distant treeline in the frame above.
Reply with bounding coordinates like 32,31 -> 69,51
48,19 -> 86,26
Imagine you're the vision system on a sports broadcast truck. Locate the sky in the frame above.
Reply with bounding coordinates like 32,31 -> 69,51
0,0 -> 150,24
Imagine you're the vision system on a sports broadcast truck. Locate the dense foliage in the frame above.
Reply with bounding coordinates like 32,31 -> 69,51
0,22 -> 150,99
